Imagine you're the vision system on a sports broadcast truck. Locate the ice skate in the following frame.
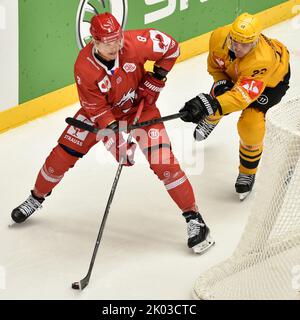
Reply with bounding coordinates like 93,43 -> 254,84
11,191 -> 44,224
183,211 -> 215,254
193,117 -> 218,141
235,173 -> 255,201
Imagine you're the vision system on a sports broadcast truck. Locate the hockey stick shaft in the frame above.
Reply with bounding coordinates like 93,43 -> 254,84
65,111 -> 187,136
74,100 -> 145,290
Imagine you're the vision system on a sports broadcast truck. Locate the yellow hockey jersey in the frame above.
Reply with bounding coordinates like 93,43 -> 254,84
207,25 -> 289,114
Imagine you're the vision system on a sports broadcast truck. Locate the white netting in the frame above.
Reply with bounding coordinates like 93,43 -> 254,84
194,97 -> 300,300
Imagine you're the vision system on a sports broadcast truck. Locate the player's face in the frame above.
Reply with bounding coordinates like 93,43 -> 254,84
94,37 -> 123,61
228,37 -> 256,58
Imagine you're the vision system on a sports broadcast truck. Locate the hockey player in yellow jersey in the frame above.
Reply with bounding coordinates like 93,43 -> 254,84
180,12 -> 290,200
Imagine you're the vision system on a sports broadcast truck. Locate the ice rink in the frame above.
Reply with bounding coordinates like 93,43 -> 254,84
1,18 -> 300,300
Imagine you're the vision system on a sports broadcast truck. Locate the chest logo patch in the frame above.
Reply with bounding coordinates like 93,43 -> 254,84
123,63 -> 136,73
115,88 -> 136,109
98,75 -> 111,93
116,76 -> 122,84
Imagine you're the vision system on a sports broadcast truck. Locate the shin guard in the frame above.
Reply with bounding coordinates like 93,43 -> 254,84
149,147 -> 197,212
34,145 -> 79,197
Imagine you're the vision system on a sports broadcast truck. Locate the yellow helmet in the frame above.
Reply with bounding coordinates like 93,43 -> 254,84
230,13 -> 262,43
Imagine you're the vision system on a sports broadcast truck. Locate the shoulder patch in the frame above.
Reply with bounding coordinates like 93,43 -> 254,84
213,54 -> 226,69
149,30 -> 171,54
240,78 -> 264,100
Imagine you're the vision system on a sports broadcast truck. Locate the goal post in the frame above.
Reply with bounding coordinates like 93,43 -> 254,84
194,97 -> 300,300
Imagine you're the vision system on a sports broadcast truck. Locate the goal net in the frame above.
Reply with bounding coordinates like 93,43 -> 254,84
194,97 -> 300,300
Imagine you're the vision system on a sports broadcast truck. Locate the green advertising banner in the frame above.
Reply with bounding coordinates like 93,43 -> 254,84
19,0 -> 288,104
128,0 -> 287,41
19,0 -> 79,103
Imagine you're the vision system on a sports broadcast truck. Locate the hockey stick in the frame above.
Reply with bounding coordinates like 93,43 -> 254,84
65,110 -> 188,136
71,100 -> 145,291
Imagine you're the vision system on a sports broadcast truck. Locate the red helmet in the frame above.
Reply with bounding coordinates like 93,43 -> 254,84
90,12 -> 122,43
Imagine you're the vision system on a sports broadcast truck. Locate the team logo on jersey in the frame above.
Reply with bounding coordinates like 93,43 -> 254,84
240,78 -> 264,100
66,114 -> 92,142
98,76 -> 111,93
115,88 -> 135,110
148,129 -> 159,140
123,63 -> 136,73
75,0 -> 128,49
257,94 -> 269,105
213,55 -> 225,69
150,30 -> 171,54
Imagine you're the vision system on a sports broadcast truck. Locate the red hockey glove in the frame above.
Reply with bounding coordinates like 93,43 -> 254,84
136,72 -> 166,106
103,123 -> 137,166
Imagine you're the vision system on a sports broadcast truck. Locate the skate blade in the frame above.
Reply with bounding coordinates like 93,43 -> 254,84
192,234 -> 215,254
8,220 -> 17,228
194,127 -> 207,141
238,191 -> 251,201
194,132 -> 205,141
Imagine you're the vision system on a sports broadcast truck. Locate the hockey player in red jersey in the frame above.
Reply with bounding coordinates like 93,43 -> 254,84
11,12 -> 214,254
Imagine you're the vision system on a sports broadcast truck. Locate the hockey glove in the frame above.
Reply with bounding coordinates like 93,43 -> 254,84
136,72 -> 166,107
211,79 -> 234,97
180,93 -> 221,123
103,122 -> 137,166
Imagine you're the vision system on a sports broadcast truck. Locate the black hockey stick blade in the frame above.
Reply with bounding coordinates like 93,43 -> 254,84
71,277 -> 89,291
71,282 -> 80,290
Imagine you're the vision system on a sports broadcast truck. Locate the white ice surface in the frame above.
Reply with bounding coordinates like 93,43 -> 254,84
0,18 -> 299,300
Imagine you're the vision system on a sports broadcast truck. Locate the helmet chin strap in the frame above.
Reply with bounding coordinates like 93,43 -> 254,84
252,38 -> 259,48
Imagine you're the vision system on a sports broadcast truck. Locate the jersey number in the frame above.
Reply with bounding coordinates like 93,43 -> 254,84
251,68 -> 267,77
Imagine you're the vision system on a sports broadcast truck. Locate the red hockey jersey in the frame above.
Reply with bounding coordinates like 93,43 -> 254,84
74,28 -> 180,129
